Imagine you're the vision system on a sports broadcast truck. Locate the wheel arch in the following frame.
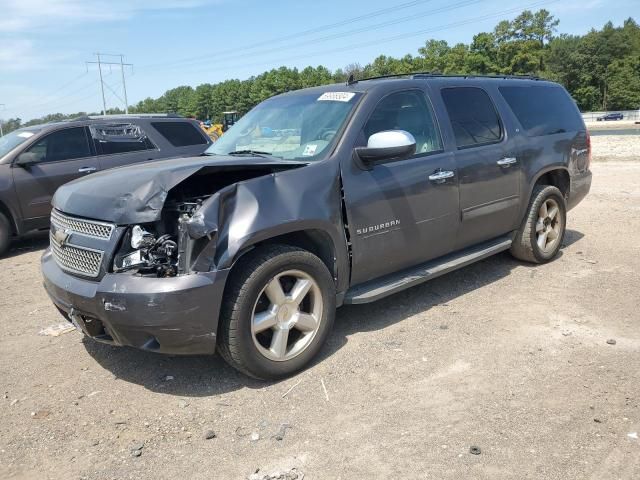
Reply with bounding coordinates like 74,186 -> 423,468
533,167 -> 570,198
0,199 -> 18,236
232,228 -> 337,278
520,167 -> 570,222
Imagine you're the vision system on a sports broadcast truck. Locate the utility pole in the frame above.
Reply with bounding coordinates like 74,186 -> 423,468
96,54 -> 107,115
0,104 -> 5,137
120,55 -> 129,114
86,53 -> 133,114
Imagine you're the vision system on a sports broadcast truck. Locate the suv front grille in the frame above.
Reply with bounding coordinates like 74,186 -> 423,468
50,235 -> 104,278
49,210 -> 116,278
51,209 -> 114,239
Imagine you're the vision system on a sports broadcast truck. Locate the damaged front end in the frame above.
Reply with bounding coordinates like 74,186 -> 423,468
106,164 -> 300,278
44,153 -> 344,355
112,205 -> 199,278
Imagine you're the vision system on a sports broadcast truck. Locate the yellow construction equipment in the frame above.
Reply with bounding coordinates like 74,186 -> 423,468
199,111 -> 240,142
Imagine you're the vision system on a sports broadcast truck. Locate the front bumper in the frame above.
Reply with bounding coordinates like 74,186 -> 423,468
41,249 -> 229,355
568,169 -> 592,211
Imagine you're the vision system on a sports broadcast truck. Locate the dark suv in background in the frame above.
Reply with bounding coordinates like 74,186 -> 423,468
0,115 -> 211,255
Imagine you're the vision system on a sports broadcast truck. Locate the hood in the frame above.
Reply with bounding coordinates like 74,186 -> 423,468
52,154 -> 307,224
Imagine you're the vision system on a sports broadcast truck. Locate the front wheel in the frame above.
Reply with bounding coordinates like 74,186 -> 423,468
218,245 -> 335,380
510,185 -> 566,263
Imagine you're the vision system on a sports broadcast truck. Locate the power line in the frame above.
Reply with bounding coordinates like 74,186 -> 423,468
170,0 -> 557,77
16,71 -> 88,110
141,0 -> 439,70
146,0 -> 483,72
17,81 -> 99,114
103,80 -> 125,104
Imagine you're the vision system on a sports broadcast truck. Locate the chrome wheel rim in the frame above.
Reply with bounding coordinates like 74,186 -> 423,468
536,198 -> 563,253
251,270 -> 323,362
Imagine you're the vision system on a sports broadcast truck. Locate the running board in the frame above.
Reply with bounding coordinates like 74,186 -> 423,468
343,235 -> 513,304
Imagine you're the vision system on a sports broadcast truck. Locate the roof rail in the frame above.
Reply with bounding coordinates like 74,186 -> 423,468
68,113 -> 183,122
355,72 -> 541,83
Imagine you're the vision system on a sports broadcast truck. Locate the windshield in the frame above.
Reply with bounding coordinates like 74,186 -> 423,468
206,91 -> 362,161
0,129 -> 39,159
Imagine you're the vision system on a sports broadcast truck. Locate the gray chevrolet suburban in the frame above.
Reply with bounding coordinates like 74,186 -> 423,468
0,115 -> 211,255
41,75 -> 592,379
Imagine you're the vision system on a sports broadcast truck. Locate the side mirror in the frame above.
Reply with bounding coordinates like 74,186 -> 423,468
15,152 -> 40,167
354,130 -> 416,169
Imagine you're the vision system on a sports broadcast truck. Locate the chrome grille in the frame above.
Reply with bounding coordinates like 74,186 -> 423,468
51,209 -> 114,240
50,232 -> 104,278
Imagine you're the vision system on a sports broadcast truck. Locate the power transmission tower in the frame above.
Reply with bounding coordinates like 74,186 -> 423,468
86,53 -> 133,114
0,104 -> 5,137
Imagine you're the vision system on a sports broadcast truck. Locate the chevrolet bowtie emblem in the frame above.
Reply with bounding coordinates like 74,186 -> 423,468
53,227 -> 72,248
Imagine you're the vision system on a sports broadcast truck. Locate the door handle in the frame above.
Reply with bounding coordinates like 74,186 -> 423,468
78,167 -> 97,174
497,157 -> 517,167
428,170 -> 455,184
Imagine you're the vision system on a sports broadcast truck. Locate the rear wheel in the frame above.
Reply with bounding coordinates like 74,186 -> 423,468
218,244 -> 335,380
510,185 -> 566,263
0,212 -> 11,257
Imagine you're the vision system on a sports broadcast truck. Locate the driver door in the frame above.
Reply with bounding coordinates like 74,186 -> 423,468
341,89 -> 460,285
12,126 -> 99,225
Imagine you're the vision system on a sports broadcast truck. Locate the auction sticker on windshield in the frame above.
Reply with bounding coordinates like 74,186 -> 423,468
302,144 -> 318,156
17,132 -> 35,138
318,92 -> 356,102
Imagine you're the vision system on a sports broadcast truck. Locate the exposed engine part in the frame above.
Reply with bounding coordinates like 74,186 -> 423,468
131,225 -> 155,249
115,230 -> 180,277
177,213 -> 194,275
163,198 -> 208,215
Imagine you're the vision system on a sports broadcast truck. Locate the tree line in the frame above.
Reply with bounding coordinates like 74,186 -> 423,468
3,10 -> 639,135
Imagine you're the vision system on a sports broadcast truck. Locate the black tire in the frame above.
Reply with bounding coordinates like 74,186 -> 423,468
218,244 -> 336,380
510,185 -> 566,264
0,212 -> 11,257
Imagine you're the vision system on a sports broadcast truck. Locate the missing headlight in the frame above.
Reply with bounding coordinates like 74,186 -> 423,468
114,226 -> 179,277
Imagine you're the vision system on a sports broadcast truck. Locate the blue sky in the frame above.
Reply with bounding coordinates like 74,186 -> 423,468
0,0 -> 637,122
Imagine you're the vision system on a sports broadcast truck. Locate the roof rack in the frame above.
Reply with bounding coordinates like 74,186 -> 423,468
354,72 -> 541,83
69,113 -> 183,122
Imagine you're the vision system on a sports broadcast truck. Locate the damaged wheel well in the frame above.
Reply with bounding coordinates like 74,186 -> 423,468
236,230 -> 337,284
535,169 -> 570,198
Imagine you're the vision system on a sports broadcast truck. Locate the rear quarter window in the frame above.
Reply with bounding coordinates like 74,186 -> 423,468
151,122 -> 207,147
499,85 -> 584,136
91,123 -> 156,155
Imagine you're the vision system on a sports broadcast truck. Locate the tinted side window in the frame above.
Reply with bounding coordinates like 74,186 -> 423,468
26,127 -> 91,163
499,86 -> 583,136
364,90 -> 442,156
91,123 -> 156,155
441,87 -> 502,149
151,122 -> 207,147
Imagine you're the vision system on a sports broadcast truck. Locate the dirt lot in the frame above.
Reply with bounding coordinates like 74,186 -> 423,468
1,147 -> 639,479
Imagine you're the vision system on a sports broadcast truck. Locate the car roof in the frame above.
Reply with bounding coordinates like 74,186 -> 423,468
277,74 -> 560,98
26,114 -> 194,132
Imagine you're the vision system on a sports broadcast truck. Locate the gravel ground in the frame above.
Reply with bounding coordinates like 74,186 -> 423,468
591,134 -> 640,161
1,154 -> 639,479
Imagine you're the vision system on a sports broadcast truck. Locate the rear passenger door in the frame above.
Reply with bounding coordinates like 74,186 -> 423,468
440,87 -> 521,249
92,123 -> 159,170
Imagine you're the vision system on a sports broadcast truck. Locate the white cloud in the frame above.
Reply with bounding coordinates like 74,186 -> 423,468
0,38 -> 74,71
0,0 -> 223,33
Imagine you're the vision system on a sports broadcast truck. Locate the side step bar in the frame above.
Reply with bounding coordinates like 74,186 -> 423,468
343,235 -> 513,304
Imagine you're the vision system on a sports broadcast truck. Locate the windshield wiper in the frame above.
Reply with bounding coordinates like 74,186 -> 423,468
226,150 -> 274,158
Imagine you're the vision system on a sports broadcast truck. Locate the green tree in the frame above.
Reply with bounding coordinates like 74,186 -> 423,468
607,56 -> 640,110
